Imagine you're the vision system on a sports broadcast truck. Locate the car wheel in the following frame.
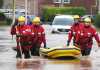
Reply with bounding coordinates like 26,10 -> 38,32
51,31 -> 56,34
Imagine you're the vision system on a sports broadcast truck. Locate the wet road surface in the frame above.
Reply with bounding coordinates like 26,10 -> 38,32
0,25 -> 100,70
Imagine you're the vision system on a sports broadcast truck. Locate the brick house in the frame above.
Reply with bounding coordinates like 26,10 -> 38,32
3,0 -> 98,16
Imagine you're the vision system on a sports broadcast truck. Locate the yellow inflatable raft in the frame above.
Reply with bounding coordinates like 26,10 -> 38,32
40,46 -> 81,59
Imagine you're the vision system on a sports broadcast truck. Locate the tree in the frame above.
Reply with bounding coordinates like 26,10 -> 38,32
0,0 -> 3,8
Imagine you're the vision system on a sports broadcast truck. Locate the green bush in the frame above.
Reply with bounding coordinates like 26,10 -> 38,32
42,6 -> 86,21
6,18 -> 12,25
0,12 -> 6,21
0,12 -> 12,25
94,14 -> 100,28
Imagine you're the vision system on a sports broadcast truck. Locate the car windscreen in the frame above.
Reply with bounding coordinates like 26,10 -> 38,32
53,18 -> 74,25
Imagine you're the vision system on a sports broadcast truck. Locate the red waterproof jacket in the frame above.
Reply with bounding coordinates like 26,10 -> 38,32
68,22 -> 84,43
15,25 -> 32,42
76,25 -> 100,48
31,25 -> 46,45
11,24 -> 32,50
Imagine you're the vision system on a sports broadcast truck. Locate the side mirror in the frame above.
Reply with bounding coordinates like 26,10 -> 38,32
48,22 -> 52,25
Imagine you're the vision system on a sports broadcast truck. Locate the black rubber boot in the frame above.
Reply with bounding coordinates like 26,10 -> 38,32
34,47 -> 40,56
16,49 -> 22,58
31,43 -> 40,56
30,47 -> 34,56
24,51 -> 31,59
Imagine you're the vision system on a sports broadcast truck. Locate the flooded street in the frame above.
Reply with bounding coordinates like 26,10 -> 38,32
0,25 -> 100,70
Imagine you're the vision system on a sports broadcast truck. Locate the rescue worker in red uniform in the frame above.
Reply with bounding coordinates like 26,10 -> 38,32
67,15 -> 84,46
11,16 -> 32,59
75,17 -> 100,56
30,17 -> 46,56
11,19 -> 18,36
11,19 -> 19,51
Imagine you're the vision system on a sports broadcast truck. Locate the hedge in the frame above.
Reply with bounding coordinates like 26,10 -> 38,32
42,6 -> 86,21
6,18 -> 12,25
0,12 -> 12,25
0,0 -> 3,8
0,12 -> 6,21
94,14 -> 100,28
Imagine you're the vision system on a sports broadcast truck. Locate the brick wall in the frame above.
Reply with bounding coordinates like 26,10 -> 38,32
43,0 -> 97,14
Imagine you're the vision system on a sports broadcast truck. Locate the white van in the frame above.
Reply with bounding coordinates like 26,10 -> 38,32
51,15 -> 74,33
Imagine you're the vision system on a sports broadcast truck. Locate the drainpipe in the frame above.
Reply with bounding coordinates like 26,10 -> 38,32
25,0 -> 27,24
60,0 -> 64,7
98,0 -> 100,13
12,0 -> 16,25
34,0 -> 38,16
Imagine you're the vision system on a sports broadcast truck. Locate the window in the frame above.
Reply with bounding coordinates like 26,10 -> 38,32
53,0 -> 70,3
53,0 -> 61,3
63,0 -> 70,3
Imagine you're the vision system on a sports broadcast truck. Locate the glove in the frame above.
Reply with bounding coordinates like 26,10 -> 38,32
74,43 -> 80,48
44,43 -> 47,48
98,43 -> 100,47
12,47 -> 17,51
66,41 -> 70,46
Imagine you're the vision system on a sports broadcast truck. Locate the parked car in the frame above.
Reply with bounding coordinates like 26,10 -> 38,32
51,15 -> 74,33
81,15 -> 95,22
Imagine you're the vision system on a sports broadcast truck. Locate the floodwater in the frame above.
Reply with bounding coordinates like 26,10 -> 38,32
0,25 -> 100,70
